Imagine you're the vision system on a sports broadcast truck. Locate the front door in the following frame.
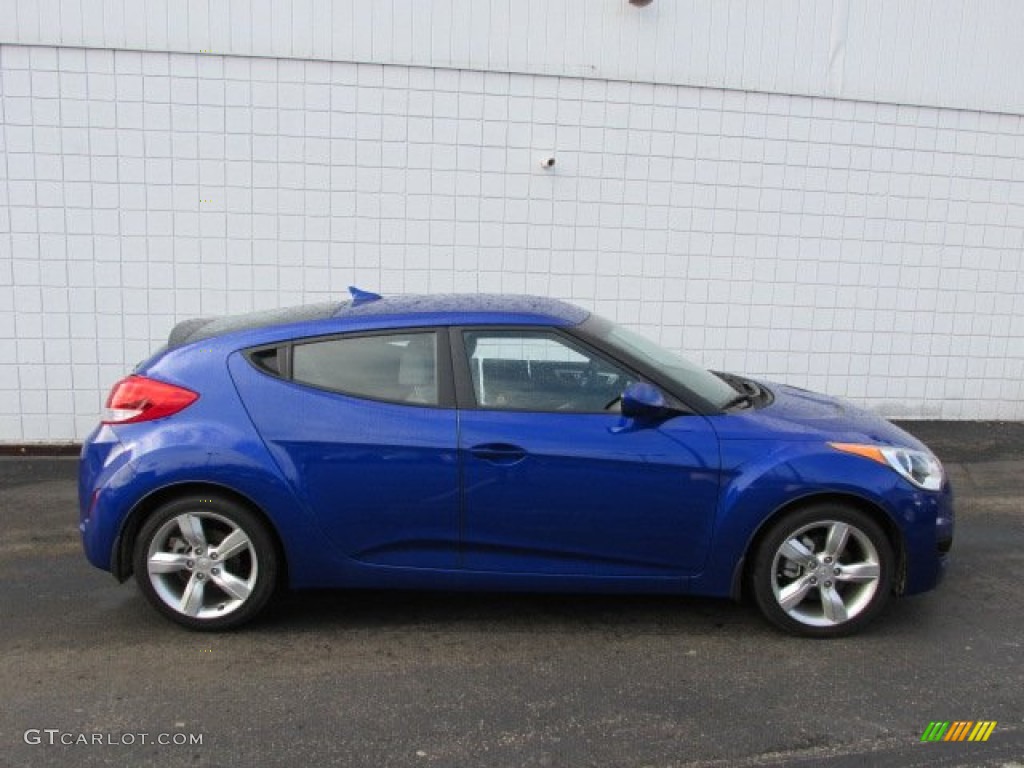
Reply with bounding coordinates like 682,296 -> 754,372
454,328 -> 721,577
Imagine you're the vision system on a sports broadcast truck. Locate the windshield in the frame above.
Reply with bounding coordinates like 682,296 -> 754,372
583,315 -> 738,410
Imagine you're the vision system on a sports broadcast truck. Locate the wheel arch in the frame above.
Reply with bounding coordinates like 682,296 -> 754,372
730,491 -> 907,601
112,481 -> 289,588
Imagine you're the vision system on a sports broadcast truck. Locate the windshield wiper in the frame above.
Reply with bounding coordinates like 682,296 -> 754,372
723,392 -> 754,410
716,372 -> 761,410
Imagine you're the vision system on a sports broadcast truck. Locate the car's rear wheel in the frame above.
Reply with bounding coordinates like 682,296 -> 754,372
750,504 -> 894,637
133,494 -> 278,630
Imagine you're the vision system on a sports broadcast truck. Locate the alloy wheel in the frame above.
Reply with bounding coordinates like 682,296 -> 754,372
770,519 -> 882,628
146,510 -> 259,621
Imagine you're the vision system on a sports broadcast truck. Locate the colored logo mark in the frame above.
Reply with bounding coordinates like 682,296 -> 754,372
921,721 -> 997,742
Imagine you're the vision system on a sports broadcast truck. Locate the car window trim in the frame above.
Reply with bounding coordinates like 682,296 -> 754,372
244,343 -> 290,379
245,327 -> 456,409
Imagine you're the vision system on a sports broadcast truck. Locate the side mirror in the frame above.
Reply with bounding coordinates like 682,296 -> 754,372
621,382 -> 673,421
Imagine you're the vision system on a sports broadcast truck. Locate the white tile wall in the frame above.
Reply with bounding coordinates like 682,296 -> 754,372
5,1 -> 1024,117
1,43 -> 1023,440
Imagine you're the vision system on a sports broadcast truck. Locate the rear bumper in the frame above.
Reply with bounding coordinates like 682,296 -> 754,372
78,425 -> 133,572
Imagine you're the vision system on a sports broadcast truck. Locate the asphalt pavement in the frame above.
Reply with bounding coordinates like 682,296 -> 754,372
1,421 -> 1022,767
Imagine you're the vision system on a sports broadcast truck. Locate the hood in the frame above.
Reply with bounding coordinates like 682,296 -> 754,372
712,381 -> 929,451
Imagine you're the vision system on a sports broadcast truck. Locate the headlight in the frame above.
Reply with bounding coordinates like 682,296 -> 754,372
829,443 -> 944,491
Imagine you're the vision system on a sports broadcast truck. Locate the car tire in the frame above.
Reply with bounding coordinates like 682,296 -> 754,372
133,494 -> 279,631
750,503 -> 894,638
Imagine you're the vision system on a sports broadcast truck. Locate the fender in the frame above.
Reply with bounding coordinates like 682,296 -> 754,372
83,419 -> 338,588
692,440 -> 942,596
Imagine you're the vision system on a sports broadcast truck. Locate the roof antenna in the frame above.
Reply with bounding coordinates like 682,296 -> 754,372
348,286 -> 382,305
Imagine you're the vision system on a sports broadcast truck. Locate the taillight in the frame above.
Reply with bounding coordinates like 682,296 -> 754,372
102,375 -> 199,424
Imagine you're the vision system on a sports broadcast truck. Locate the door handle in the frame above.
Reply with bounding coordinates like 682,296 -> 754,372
469,443 -> 527,464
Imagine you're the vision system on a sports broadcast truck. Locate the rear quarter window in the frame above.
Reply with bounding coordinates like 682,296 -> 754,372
291,331 -> 439,406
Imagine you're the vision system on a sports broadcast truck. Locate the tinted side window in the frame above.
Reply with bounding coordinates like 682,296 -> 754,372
463,331 -> 634,413
292,332 -> 438,405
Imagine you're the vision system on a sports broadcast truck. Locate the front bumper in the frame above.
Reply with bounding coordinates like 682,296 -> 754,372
901,480 -> 954,595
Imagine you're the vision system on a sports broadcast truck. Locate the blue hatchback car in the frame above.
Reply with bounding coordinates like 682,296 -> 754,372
79,290 -> 953,636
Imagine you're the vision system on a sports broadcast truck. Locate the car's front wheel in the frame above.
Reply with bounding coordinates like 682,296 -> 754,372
750,504 -> 894,637
133,494 -> 279,630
